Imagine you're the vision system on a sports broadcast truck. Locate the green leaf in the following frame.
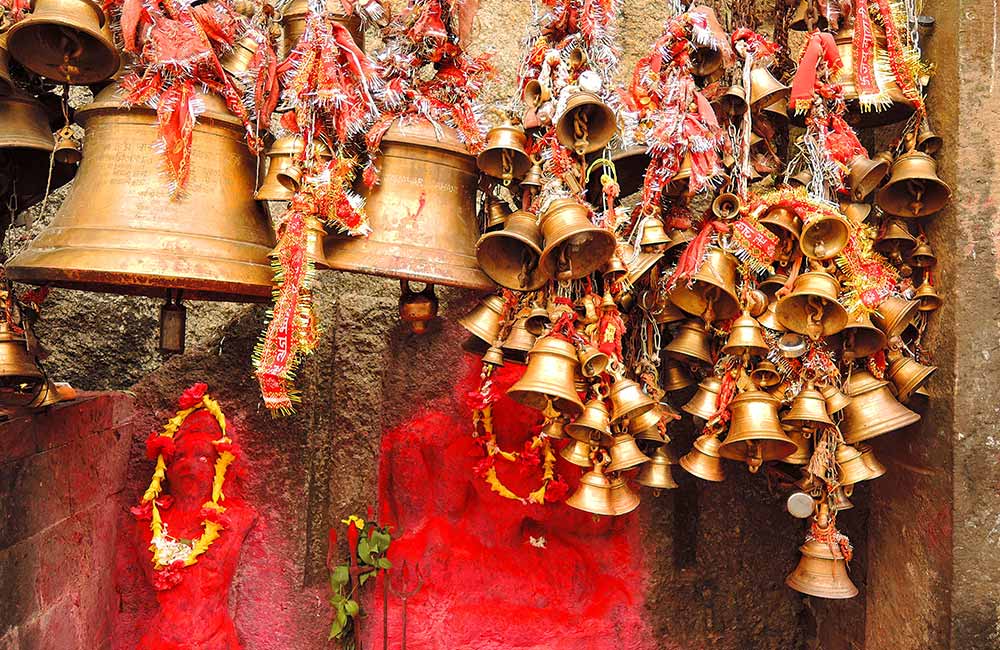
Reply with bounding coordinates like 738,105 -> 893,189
329,618 -> 344,639
375,557 -> 393,570
331,565 -> 350,588
344,599 -> 360,617
359,570 -> 375,587
371,530 -> 392,552
358,538 -> 373,564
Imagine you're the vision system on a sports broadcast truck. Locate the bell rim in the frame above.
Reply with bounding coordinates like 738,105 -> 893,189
842,406 -> 921,443
679,452 -> 725,481
718,437 -> 798,462
6,16 -> 120,85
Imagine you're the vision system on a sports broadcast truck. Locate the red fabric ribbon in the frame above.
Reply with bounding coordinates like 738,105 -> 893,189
790,32 -> 842,112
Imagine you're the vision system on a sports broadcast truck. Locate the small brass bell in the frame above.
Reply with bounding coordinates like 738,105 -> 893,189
255,136 -> 304,201
720,84 -> 749,117
711,192 -> 742,220
561,438 -> 596,467
541,417 -> 567,440
819,383 -> 853,415
53,125 -> 82,164
857,443 -> 887,479
751,360 -> 782,389
459,295 -> 505,347
524,305 -> 552,336
841,370 -> 920,444
640,216 -> 671,251
721,311 -> 769,358
665,152 -> 692,197
500,318 -> 537,364
846,154 -> 889,201
605,432 -> 651,473
783,382 -> 834,428
522,79 -> 551,108
841,202 -> 872,225
577,344 -> 609,378
478,121 -> 531,183
662,359 -> 696,392
799,211 -> 850,260
679,434 -> 726,482
566,461 -> 617,516
720,389 -> 797,470
609,377 -> 656,423
886,352 -> 937,403
537,198 -> 616,281
0,320 -> 45,407
786,537 -> 858,599
872,295 -> 920,338
608,475 -> 642,516
520,161 -> 544,192
909,240 -> 937,268
508,335 -> 585,416
876,150 -> 952,218
565,398 -> 613,445
476,210 -> 546,291
874,218 -> 917,258
601,251 -> 628,282
757,300 -> 787,332
841,311 -> 888,359
749,65 -> 790,110
782,427 -> 813,465
916,118 -> 943,154
836,443 -> 879,485
828,486 -> 854,511
398,281 -> 438,334
484,198 -> 513,232
775,271 -> 848,340
629,406 -> 666,442
555,91 -> 617,155
915,278 -> 942,312
760,207 -> 802,241
682,376 -> 722,421
637,444 -> 679,490
481,345 -> 505,367
669,248 -> 741,322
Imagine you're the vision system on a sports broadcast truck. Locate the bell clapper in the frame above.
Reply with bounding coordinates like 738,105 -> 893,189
158,291 -> 187,355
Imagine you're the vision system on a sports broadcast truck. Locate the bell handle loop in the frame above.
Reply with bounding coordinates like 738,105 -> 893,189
585,156 -> 617,185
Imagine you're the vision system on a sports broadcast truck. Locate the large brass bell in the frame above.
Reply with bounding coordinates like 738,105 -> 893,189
834,25 -> 912,127
555,91 -> 617,154
565,398 -> 613,445
669,248 -> 740,322
836,443 -> 880,485
886,351 -> 937,403
682,376 -> 722,421
847,154 -> 889,201
776,272 -> 848,340
783,382 -> 834,428
605,432 -> 651,473
0,321 -> 45,407
679,434 -> 725,482
6,0 -> 119,85
872,295 -> 920,338
560,438 -> 596,467
749,65 -> 790,110
476,210 -> 546,290
608,475 -> 642,515
459,294 -> 505,347
8,84 -> 276,301
608,377 -> 655,423
585,145 -> 649,201
0,92 -> 76,213
721,311 -> 769,358
477,121 -> 531,183
507,335 -> 585,416
662,359 -> 696,392
786,536 -> 858,599
799,211 -> 850,260
637,444 -> 679,490
537,198 -> 616,281
720,389 -> 797,470
841,311 -> 887,359
324,119 -> 491,289
566,460 -> 617,516
840,370 -> 920,444
255,136 -> 304,201
915,278 -> 942,312
876,150 -> 952,218
500,317 -> 536,364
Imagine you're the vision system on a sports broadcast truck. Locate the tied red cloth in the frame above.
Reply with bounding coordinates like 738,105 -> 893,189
790,31 -> 842,111
852,0 -> 880,103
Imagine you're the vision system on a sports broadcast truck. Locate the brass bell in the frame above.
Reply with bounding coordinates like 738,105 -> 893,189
6,0 -> 120,85
836,443 -> 880,485
876,150 -> 952,218
637,444 -> 679,490
847,154 -> 890,201
872,295 -> 920,338
915,277 -> 942,312
478,121 -> 531,183
0,35 -> 12,95
749,65 -> 790,110
886,352 -> 937,403
828,486 -> 854,511
560,438 -> 596,467
679,434 -> 725,482
721,311 -> 769,358
775,272 -> 848,340
759,274 -> 789,297
524,304 -> 552,336
325,119 -> 492,289
459,294 -> 505,346
751,360 -> 782,388
481,345 -> 505,367
720,84 -> 749,117
522,79 -> 551,107
577,344 -> 609,378
53,125 -> 81,164
609,377 -> 655,423
711,192 -> 742,220
520,161 -> 544,192
601,251 -> 628,282
255,136 -> 304,201
537,198 -> 616,281
857,443 -> 887,479
834,25 -> 912,127
916,118 -> 943,154
565,398 -> 613,445
799,211 -> 850,260
783,382 -> 834,428
0,320 -> 45,407
664,152 -> 692,197
500,317 -> 537,364
840,370 -> 920,444
782,426 -> 813,465
757,299 -> 787,332
841,202 -> 872,225
909,240 -> 937,268
682,376 -> 722,421
398,281 -> 438,335
654,298 -> 686,325
608,475 -> 642,516
789,0 -> 828,30
566,461 -> 616,516
760,207 -> 802,241
663,227 -> 695,256
508,336 -> 585,416
484,198 -> 513,232
763,98 -> 790,126
662,359 -> 696,392
669,248 -> 740,322
554,91 -> 617,155
0,93 -> 76,213
629,406 -> 665,442
640,216 -> 671,251
820,383 -> 853,415
691,45 -> 723,78
841,311 -> 888,359
720,389 -> 797,470
585,145 -> 650,202
874,218 -> 917,258
541,417 -> 567,440
8,84 -> 276,301
476,210 -> 546,291
787,169 -> 812,188
605,432 -> 651,473
786,537 -> 858,599
281,0 -> 363,56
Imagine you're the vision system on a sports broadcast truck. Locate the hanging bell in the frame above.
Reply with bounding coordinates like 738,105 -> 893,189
915,277 -> 942,312
720,389 -> 797,470
841,202 -> 872,225
721,311 -> 769,358
585,145 -> 650,202
624,246 -> 663,288
679,434 -> 726,482
654,298 -> 686,325
841,311 -> 888,360
481,345 -> 505,367
711,192 -> 742,220
255,136 -> 304,201
669,248 -> 740,322
787,169 -> 812,189
750,360 -> 782,389
682,376 -> 722,421
664,152 -> 692,197
500,317 -> 537,364
874,218 -> 917,258
662,359 -> 696,392
876,150 -> 952,218
909,240 -> 937,268
6,0 -> 120,85
786,536 -> 858,599
477,121 -> 531,183
520,161 -> 544,192
281,0 -> 363,57
872,294 -> 920,338
783,382 -> 834,429
507,336 -> 585,416
916,118 -> 943,154
775,271 -> 848,340
541,417 -> 567,440
886,352 -> 937,404
53,124 -> 81,164
560,438 -> 596,467
476,210 -> 546,291
325,119 -> 491,289
840,370 -> 920,444
609,377 -> 655,423
757,299 -> 787,332
749,65 -> 790,110
0,93 -> 76,213
640,215 -> 671,251
484,198 -> 513,232
566,461 -> 617,516
828,486 -> 854,511
799,211 -> 850,260
760,207 -> 802,241
858,443 -> 887,479
0,320 -> 45,407
459,294 -> 505,347
7,84 -> 276,301
782,426 -> 813,465
555,91 -> 616,155
601,251 -> 628,282
720,84 -> 749,117
398,281 -> 438,335
834,25 -> 912,127
847,153 -> 890,201
663,227 -> 695,256
820,383 -> 853,415
577,344 -> 609,378
763,98 -> 790,127
637,444 -> 679,490
629,406 -> 666,442
565,398 -> 613,445
605,432 -> 651,473
837,443 -> 880,485
537,198 -> 616,281
789,0 -> 828,30
524,304 -> 552,336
